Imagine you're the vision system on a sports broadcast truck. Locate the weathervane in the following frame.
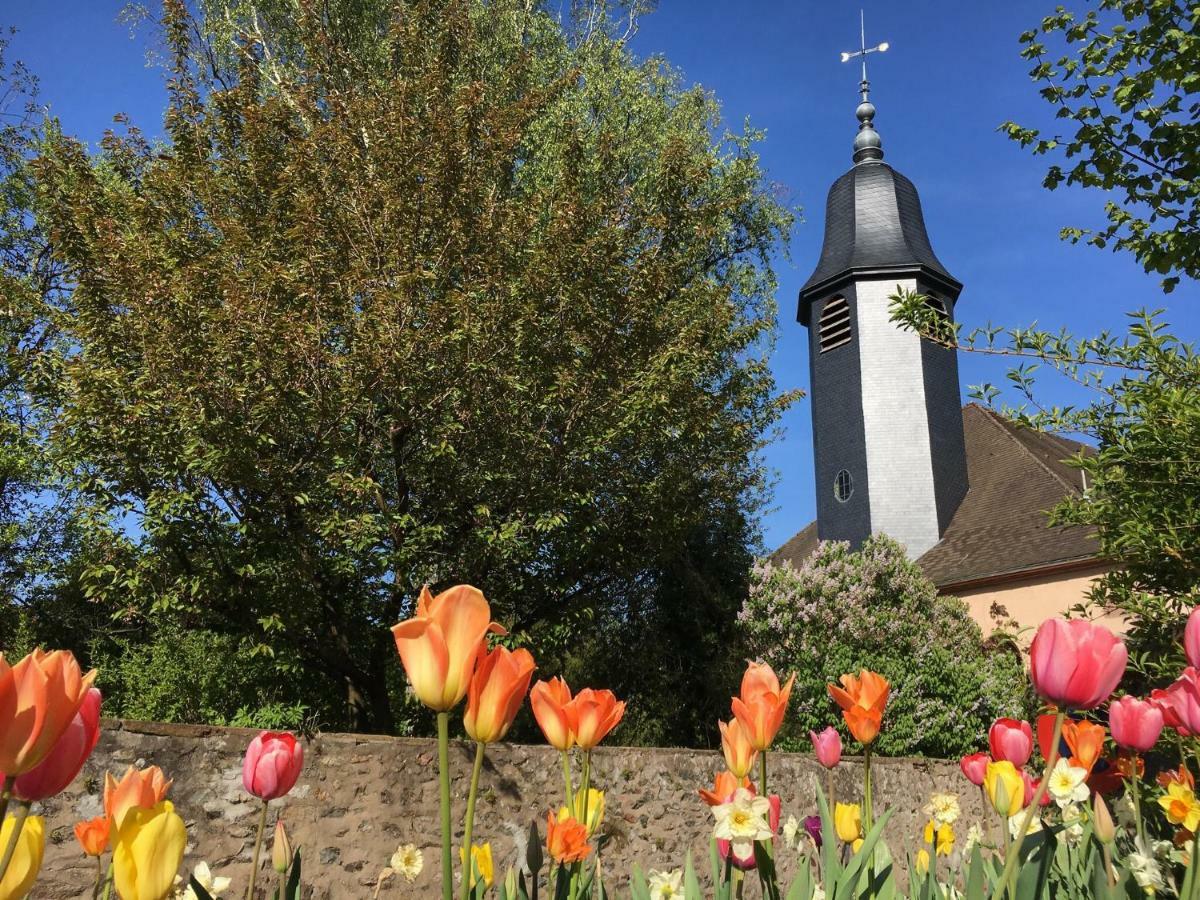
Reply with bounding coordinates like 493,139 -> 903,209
840,10 -> 889,102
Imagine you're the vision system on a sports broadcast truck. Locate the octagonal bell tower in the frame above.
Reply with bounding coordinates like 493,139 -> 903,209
798,84 -> 968,559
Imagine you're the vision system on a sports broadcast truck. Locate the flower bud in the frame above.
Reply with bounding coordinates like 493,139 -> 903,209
272,820 -> 292,874
1093,795 -> 1116,845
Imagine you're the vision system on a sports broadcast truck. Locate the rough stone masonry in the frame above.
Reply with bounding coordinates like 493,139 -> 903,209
31,720 -> 987,898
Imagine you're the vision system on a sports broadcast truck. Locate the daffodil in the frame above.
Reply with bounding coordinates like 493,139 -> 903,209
711,787 -> 773,862
1047,758 -> 1090,808
648,868 -> 684,900
391,844 -> 423,882
923,792 -> 961,827
1159,782 -> 1200,832
782,814 -> 801,849
179,862 -> 232,899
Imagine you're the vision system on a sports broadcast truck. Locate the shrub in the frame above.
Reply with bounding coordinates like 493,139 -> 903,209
739,535 -> 1032,757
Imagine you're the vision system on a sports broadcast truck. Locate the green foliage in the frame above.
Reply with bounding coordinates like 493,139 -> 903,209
892,290 -> 1200,693
16,0 -> 793,733
1001,0 -> 1200,291
740,536 -> 1032,758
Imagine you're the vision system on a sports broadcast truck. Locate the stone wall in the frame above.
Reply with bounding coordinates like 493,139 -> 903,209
32,720 -> 987,898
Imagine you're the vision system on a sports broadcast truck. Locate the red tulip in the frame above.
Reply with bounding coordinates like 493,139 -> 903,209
810,727 -> 842,769
988,718 -> 1033,767
1153,668 -> 1200,737
1109,696 -> 1163,752
10,688 -> 101,801
1029,618 -> 1126,710
74,815 -> 109,856
1021,770 -> 1051,808
960,752 -> 989,786
242,731 -> 304,801
1187,607 -> 1200,669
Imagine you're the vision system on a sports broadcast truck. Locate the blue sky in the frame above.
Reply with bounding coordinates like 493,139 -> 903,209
7,2 -> 1198,551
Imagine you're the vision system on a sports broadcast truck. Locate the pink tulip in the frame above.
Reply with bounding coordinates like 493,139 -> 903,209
1029,618 -> 1127,709
1109,696 -> 1163,752
1021,770 -> 1051,808
988,718 -> 1033,767
718,793 -> 781,870
1152,668 -> 1200,737
959,752 -> 989,787
1187,608 -> 1200,669
810,727 -> 842,769
243,731 -> 304,801
10,688 -> 102,801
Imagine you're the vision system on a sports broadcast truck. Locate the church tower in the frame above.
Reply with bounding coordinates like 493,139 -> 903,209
798,75 -> 968,559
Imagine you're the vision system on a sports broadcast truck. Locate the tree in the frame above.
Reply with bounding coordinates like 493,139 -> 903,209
28,0 -> 794,732
1001,0 -> 1200,291
739,536 -> 1031,758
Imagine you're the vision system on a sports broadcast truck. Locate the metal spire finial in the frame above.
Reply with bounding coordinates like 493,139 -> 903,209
839,10 -> 889,164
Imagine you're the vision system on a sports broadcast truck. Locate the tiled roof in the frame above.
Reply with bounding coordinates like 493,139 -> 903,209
769,404 -> 1100,586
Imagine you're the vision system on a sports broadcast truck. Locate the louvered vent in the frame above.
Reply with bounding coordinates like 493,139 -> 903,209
818,297 -> 852,352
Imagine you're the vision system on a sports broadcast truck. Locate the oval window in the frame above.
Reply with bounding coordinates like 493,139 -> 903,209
834,469 -> 854,503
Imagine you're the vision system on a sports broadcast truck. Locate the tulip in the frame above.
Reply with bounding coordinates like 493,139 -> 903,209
1036,713 -> 1068,763
699,770 -> 750,807
75,815 -> 110,857
560,788 -> 605,837
959,752 -> 989,787
530,678 -> 575,751
1063,719 -> 1105,773
834,803 -> 862,844
1029,618 -> 1126,710
112,800 -> 186,900
464,647 -> 536,744
1187,607 -> 1200,669
827,670 -> 889,746
731,663 -> 795,752
719,718 -> 757,780
1109,696 -> 1163,752
803,815 -> 822,848
988,718 -> 1033,767
1093,794 -> 1116,844
545,811 -> 591,864
984,760 -> 1024,817
104,766 -> 173,831
391,585 -> 506,712
568,688 -> 625,750
915,848 -> 930,875
1152,668 -> 1200,736
459,843 -> 494,889
0,649 -> 98,777
0,814 -> 43,899
810,727 -> 842,769
272,820 -> 292,874
242,731 -> 304,801
10,687 -> 102,801
1020,769 -> 1049,808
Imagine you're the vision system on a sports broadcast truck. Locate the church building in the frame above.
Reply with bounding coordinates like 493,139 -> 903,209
770,77 -> 1110,635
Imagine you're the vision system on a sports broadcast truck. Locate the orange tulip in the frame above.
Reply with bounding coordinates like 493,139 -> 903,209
531,678 -> 575,751
827,670 -> 889,746
391,585 -> 507,712
1064,719 -> 1106,773
545,811 -> 591,864
0,649 -> 98,776
104,765 -> 172,830
74,816 -> 109,856
699,770 -> 751,807
568,688 -> 625,750
719,717 -> 757,779
731,662 -> 795,751
464,646 -> 536,744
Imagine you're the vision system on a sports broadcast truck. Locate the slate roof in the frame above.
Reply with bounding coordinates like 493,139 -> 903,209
798,161 -> 962,325
770,404 -> 1101,587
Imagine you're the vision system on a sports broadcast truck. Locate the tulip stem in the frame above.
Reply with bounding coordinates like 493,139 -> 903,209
827,769 -> 834,814
1129,754 -> 1147,850
0,799 -> 30,886
437,712 -> 454,900
760,751 -> 768,797
245,799 -> 269,900
93,856 -> 105,900
991,710 -> 1064,900
580,751 -> 592,830
460,741 -> 487,900
560,751 -> 575,811
99,863 -> 114,900
862,744 -> 873,833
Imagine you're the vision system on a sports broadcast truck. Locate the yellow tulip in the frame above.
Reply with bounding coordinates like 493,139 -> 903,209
458,843 -> 494,888
984,760 -> 1024,818
834,803 -> 862,844
0,815 -> 44,900
559,788 -> 605,837
915,848 -> 930,875
112,801 -> 186,900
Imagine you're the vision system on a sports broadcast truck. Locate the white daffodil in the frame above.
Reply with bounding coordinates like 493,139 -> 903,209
179,862 -> 232,900
1128,850 -> 1165,891
782,814 -> 801,849
1060,801 -> 1085,844
1046,758 -> 1090,808
391,844 -> 424,882
963,823 -> 984,854
1008,813 -> 1043,840
712,788 -> 774,861
812,886 -> 827,900
1116,794 -> 1137,828
924,792 -> 961,827
648,868 -> 684,900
